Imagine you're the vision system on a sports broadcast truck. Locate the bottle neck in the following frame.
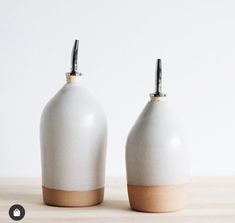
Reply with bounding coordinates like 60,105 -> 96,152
66,74 -> 79,84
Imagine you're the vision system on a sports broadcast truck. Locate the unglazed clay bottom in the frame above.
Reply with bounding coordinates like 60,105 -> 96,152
127,184 -> 187,213
42,186 -> 104,207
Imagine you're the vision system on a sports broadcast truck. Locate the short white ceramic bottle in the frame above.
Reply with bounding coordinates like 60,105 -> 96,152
126,59 -> 189,213
40,40 -> 107,207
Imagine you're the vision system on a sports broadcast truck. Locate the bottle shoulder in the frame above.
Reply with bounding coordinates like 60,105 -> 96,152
127,100 -> 183,146
41,83 -> 106,121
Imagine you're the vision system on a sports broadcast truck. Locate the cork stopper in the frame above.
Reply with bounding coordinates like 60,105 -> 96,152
66,74 -> 79,83
150,95 -> 167,101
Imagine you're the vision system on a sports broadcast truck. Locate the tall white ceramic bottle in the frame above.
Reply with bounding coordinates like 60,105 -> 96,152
40,40 -> 107,207
126,59 -> 189,213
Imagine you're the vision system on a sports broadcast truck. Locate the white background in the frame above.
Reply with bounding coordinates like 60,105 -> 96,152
0,0 -> 235,177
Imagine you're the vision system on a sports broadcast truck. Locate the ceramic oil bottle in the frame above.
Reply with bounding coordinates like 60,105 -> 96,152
40,40 -> 107,207
126,59 -> 189,213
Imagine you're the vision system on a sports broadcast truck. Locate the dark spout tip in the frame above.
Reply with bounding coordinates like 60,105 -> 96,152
157,58 -> 161,65
74,39 -> 78,49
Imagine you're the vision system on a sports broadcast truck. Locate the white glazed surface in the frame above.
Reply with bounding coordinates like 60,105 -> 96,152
126,99 -> 189,186
40,82 -> 107,191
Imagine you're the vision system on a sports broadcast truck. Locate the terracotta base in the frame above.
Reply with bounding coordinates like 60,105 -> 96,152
42,186 -> 104,207
127,184 -> 187,213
